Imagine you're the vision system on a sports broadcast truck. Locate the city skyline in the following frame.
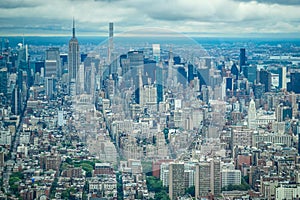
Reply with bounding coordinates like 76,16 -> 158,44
0,0 -> 300,37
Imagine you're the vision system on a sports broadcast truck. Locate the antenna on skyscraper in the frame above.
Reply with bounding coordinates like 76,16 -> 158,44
72,17 -> 76,38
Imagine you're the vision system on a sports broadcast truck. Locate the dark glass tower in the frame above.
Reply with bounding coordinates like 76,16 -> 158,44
242,65 -> 257,83
177,66 -> 187,87
156,65 -> 163,104
258,69 -> 271,92
289,72 -> 300,93
187,64 -> 194,83
0,67 -> 8,95
240,48 -> 246,68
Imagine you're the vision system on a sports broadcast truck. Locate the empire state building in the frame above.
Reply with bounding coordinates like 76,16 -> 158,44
68,19 -> 80,95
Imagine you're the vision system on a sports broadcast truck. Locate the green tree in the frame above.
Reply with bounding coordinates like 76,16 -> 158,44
61,187 -> 76,199
146,176 -> 164,192
142,161 -> 152,176
50,178 -> 58,198
9,176 -> 21,195
163,128 -> 169,144
117,173 -> 123,200
65,157 -> 73,165
154,191 -> 170,200
185,186 -> 195,197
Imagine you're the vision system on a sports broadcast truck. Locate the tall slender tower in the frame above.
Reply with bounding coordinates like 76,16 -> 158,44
240,48 -> 246,68
248,99 -> 257,129
108,22 -> 114,64
68,18 -> 80,95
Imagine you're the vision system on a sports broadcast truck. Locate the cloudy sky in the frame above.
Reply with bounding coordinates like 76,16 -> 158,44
1,0 -> 300,37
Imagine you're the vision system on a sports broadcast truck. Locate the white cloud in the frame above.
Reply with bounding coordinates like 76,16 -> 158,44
0,0 -> 299,36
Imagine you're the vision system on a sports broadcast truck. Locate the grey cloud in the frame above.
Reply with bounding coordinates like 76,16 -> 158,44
0,0 -> 41,9
234,0 -> 300,5
94,0 -> 122,2
0,0 -> 300,36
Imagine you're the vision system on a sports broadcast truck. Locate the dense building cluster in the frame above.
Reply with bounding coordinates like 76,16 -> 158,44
1,22 -> 300,200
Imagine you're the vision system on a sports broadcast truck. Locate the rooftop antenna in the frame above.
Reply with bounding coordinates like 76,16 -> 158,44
72,17 -> 75,38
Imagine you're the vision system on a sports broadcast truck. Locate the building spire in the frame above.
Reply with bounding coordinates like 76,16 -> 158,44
72,17 -> 75,38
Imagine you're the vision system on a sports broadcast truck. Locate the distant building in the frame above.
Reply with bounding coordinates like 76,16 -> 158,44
169,163 -> 185,200
45,47 -> 60,78
289,72 -> 300,94
276,104 -> 292,122
195,159 -> 221,198
248,99 -> 256,129
45,60 -> 57,78
240,48 -> 246,67
0,67 -> 8,95
68,19 -> 80,95
187,63 -> 194,83
254,83 -> 265,99
140,84 -> 157,111
160,162 -> 170,186
252,132 -> 293,147
232,126 -> 253,148
156,64 -> 163,104
39,154 -> 61,172
108,22 -> 114,63
94,163 -> 114,176
152,44 -> 160,62
257,69 -> 271,92
221,169 -> 241,188
276,184 -> 300,200
242,65 -> 256,83
0,128 -> 11,146
34,61 -> 45,74
128,50 -> 144,104
45,77 -> 56,99
278,66 -> 287,90
177,65 -> 187,87
11,85 -> 21,115
62,167 -> 83,178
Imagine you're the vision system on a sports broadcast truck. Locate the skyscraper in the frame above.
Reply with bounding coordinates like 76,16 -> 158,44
0,67 -> 8,95
120,54 -> 130,76
45,47 -> 60,78
195,159 -> 221,198
108,22 -> 113,64
257,69 -> 271,92
156,63 -> 163,104
128,50 -> 144,104
169,163 -> 185,200
152,44 -> 160,62
240,48 -> 246,68
68,19 -> 80,95
177,66 -> 187,87
289,72 -> 300,94
12,85 -> 21,115
45,60 -> 57,78
248,99 -> 257,129
187,64 -> 194,83
45,77 -> 56,99
278,66 -> 286,90
242,65 -> 257,83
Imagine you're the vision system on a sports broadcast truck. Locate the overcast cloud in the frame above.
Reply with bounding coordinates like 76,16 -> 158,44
0,0 -> 299,37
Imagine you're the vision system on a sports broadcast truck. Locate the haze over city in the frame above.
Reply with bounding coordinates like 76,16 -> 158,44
1,1 -> 300,200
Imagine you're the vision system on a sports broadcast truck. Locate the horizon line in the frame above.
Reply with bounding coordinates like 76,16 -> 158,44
1,33 -> 300,39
